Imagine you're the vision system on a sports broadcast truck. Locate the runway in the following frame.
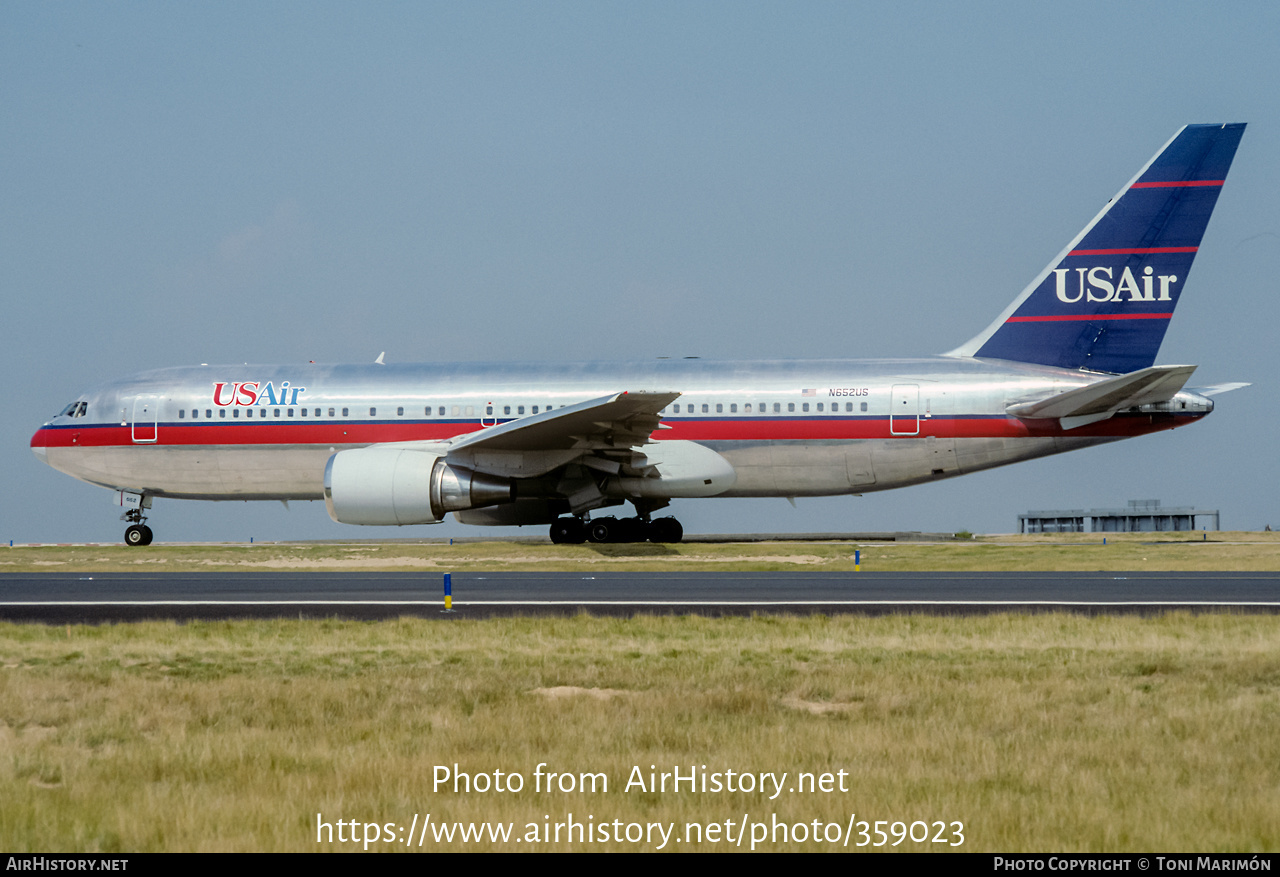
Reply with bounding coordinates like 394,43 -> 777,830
2,570 -> 1278,622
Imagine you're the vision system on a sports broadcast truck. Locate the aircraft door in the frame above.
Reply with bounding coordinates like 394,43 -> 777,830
890,384 -> 919,435
131,395 -> 159,444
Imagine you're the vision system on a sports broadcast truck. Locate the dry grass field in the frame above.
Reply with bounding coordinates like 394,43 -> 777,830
1,614 -> 1278,852
5,530 -> 1280,573
2,534 -> 1278,852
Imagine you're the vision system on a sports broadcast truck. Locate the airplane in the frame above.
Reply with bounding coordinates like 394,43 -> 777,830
31,123 -> 1247,546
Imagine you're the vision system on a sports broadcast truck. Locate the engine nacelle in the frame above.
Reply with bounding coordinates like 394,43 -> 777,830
324,447 -> 514,525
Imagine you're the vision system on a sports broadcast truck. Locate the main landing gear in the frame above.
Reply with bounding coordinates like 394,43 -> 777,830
548,515 -> 683,544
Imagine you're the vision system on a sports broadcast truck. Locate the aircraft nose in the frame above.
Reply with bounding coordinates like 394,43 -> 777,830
30,428 -> 48,463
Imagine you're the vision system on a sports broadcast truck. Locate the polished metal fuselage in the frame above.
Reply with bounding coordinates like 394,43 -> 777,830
31,356 -> 1208,505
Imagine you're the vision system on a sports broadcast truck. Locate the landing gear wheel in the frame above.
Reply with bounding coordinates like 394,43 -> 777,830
648,517 -> 683,543
586,517 -> 656,543
124,524 -> 153,547
615,517 -> 650,543
549,517 -> 586,544
587,516 -> 617,544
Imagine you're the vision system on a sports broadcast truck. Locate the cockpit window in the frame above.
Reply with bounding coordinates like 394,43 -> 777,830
57,401 -> 88,418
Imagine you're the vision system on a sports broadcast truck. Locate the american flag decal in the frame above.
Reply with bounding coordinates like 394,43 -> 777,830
801,388 -> 817,397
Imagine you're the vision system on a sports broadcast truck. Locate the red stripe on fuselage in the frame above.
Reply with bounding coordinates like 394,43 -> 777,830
31,422 -> 468,448
31,413 -> 1201,451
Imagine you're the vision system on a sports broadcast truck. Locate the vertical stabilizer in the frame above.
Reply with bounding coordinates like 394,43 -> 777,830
949,124 -> 1245,373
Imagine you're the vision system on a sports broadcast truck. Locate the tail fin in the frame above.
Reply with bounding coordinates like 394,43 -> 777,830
949,124 -> 1245,373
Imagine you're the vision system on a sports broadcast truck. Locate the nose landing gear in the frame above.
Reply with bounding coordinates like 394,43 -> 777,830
118,492 -> 154,546
124,520 -> 153,546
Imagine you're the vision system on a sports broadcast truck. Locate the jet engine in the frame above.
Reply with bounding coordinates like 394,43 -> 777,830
324,447 -> 514,525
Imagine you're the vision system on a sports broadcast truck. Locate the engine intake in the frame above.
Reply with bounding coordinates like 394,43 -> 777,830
324,447 -> 514,525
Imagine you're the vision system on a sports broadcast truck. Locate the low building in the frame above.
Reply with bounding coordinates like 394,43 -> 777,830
1018,499 -> 1219,534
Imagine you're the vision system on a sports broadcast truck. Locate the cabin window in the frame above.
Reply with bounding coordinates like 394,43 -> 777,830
191,409 -> 199,419
273,409 -> 280,417
437,406 -> 445,416
773,403 -> 781,413
179,410 -> 185,419
730,403 -> 738,413
300,408 -> 307,417
465,406 -> 474,416
503,406 -> 511,415
329,408 -> 336,417
802,403 -> 809,413
287,408 -> 294,417
673,404 -> 680,413
485,405 -> 493,416
397,407 -> 404,416
744,403 -> 752,413
369,408 -> 376,417
816,403 -> 824,412
532,406 -> 539,414
517,405 -> 525,415
206,410 -> 212,418
698,403 -> 706,414
787,403 -> 795,413
220,409 -> 226,418
861,402 -> 868,412
451,406 -> 459,415
715,403 -> 723,413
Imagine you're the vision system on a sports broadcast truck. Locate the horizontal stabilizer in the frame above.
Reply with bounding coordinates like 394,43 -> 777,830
1190,382 -> 1250,397
1007,364 -> 1198,429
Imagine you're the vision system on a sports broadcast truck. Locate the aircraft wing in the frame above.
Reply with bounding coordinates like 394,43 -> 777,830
364,390 -> 684,479
1007,364 -> 1198,430
447,391 -> 679,452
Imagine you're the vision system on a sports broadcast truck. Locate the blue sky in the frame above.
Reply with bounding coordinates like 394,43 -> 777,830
4,2 -> 1277,543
